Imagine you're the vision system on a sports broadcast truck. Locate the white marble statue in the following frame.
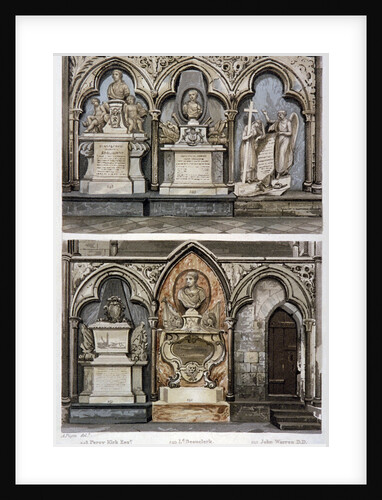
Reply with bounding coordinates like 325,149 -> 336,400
262,109 -> 299,179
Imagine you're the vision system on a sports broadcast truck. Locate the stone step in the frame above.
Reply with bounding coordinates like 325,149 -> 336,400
272,414 -> 318,423
274,421 -> 322,431
269,402 -> 306,410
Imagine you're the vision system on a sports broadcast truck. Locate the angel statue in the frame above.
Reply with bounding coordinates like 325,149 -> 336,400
262,109 -> 299,179
124,95 -> 147,133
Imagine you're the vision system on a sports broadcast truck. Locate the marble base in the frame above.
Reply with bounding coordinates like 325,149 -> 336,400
234,176 -> 291,197
152,401 -> 230,422
69,403 -> 152,424
79,355 -> 147,405
159,184 -> 228,196
80,179 -> 133,195
159,386 -> 224,404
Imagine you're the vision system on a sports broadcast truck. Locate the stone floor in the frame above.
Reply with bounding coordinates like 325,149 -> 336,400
62,216 -> 323,234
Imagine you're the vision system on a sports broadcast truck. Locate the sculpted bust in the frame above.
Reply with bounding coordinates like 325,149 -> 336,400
107,70 -> 131,101
177,271 -> 206,312
182,90 -> 202,121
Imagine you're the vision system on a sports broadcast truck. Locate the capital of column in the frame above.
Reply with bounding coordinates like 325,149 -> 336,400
302,110 -> 316,122
224,109 -> 238,121
148,317 -> 159,329
225,317 -> 237,330
149,109 -> 161,121
303,318 -> 316,332
69,108 -> 83,121
69,316 -> 81,328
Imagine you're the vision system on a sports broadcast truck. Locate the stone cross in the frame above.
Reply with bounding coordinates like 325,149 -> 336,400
242,101 -> 258,183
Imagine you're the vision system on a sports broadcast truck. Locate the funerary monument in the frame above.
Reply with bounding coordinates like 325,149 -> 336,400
62,55 -> 323,218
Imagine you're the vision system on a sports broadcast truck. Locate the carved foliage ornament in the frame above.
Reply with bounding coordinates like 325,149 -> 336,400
284,263 -> 316,300
222,263 -> 263,290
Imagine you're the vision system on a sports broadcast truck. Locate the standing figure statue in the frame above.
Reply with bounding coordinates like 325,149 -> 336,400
182,90 -> 202,121
124,95 -> 147,133
177,271 -> 206,313
107,69 -> 131,101
82,98 -> 110,133
239,118 -> 266,183
262,109 -> 299,179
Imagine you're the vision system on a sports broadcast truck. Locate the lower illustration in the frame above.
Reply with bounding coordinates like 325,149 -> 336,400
61,239 -> 323,435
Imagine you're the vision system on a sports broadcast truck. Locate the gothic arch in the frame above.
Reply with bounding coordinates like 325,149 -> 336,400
70,263 -> 154,318
154,57 -> 232,110
69,56 -> 156,111
229,264 -> 314,321
233,57 -> 314,113
153,241 -> 230,309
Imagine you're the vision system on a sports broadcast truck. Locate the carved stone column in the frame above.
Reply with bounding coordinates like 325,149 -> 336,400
69,316 -> 81,400
302,111 -> 315,192
62,57 -> 71,193
314,252 -> 322,402
149,110 -> 161,191
224,110 -> 238,189
69,108 -> 82,191
225,317 -> 236,401
61,248 -> 72,421
304,318 -> 316,402
312,56 -> 323,194
149,317 -> 158,401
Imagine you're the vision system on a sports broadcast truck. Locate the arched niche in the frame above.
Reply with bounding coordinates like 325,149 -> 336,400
77,275 -> 152,398
154,242 -> 230,392
235,72 -> 306,189
155,58 -> 232,110
69,56 -> 155,111
70,263 -> 154,319
230,264 -> 313,321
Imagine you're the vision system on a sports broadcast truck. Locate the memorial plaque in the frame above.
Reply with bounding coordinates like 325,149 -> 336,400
93,366 -> 130,394
172,336 -> 214,364
93,142 -> 129,179
256,135 -> 275,180
174,152 -> 212,184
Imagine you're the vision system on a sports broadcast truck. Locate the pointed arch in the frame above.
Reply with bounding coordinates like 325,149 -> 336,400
230,263 -> 313,320
70,56 -> 156,111
153,240 -> 230,307
154,57 -> 232,110
70,263 -> 154,318
234,57 -> 314,113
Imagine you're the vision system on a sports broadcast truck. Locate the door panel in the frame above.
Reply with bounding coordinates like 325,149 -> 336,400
268,309 -> 297,395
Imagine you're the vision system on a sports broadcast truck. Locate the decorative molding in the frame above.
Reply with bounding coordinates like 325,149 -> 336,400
222,262 -> 263,290
284,263 -> 316,301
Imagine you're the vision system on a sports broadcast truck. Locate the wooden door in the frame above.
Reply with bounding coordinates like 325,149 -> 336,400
268,309 -> 297,395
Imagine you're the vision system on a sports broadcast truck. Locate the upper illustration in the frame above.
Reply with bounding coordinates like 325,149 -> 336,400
61,55 -> 323,234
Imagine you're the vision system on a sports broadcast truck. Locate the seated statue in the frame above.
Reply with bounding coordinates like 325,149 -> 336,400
82,98 -> 110,133
177,271 -> 206,312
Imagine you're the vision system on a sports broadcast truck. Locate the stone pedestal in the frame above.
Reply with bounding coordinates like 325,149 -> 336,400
160,124 -> 227,195
152,310 -> 229,422
79,133 -> 149,195
79,321 -> 148,404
